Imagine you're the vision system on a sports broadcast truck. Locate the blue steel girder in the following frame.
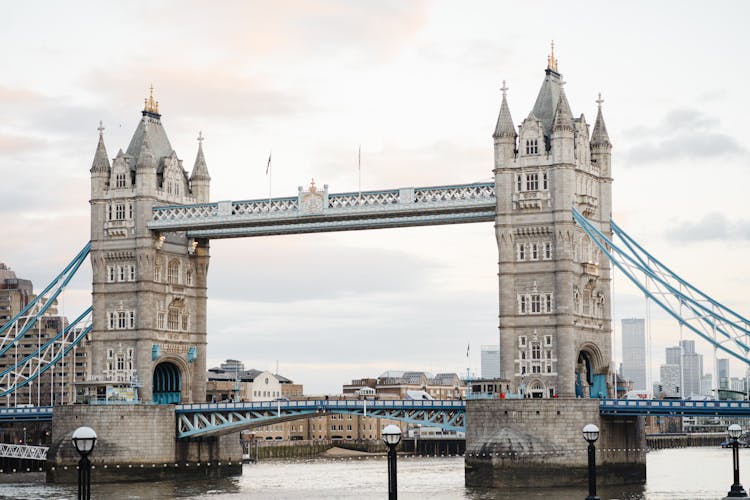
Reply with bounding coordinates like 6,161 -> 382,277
600,398 -> 750,417
148,182 -> 496,239
176,400 -> 466,439
573,207 -> 750,365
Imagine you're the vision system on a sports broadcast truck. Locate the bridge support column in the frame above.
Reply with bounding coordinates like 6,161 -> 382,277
465,399 -> 645,489
45,405 -> 242,483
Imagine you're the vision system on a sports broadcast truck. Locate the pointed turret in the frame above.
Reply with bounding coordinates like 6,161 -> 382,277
551,87 -> 574,164
90,121 -> 111,198
135,133 -> 157,197
90,121 -> 111,173
493,81 -> 517,169
493,82 -> 516,139
190,132 -> 211,202
591,93 -> 612,181
552,88 -> 573,132
591,93 -> 611,147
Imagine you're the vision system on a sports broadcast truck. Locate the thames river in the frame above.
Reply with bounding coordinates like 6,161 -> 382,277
0,447 -> 746,499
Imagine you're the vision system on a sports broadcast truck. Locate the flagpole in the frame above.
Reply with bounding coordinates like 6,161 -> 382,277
267,151 -> 272,206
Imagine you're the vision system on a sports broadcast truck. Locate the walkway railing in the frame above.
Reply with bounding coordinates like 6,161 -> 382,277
0,443 -> 48,461
148,182 -> 496,238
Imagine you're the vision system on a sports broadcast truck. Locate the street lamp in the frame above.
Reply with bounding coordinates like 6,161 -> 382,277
382,424 -> 402,500
72,426 -> 97,500
582,423 -> 600,500
726,423 -> 747,498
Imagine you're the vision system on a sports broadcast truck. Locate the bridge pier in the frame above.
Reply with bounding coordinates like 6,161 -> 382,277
45,405 -> 242,483
465,399 -> 645,489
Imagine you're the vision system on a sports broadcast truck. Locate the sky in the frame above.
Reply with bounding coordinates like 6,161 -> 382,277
1,1 -> 749,394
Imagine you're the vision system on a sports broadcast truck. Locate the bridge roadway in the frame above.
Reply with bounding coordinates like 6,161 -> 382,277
147,182 -> 497,238
5,399 -> 750,438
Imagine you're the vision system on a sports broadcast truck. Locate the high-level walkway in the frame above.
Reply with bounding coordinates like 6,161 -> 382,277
147,182 -> 496,238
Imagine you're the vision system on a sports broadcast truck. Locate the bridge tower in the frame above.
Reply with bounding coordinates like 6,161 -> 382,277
493,48 -> 614,398
88,89 -> 210,404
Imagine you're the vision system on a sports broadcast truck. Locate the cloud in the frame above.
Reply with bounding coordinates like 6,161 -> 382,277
207,235 -> 439,302
665,213 -> 750,242
622,108 -> 745,165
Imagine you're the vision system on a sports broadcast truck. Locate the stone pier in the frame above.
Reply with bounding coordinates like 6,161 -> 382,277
465,399 -> 646,488
45,405 -> 242,483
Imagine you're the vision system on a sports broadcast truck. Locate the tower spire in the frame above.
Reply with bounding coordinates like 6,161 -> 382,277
591,92 -> 611,147
547,40 -> 559,73
493,80 -> 516,139
143,84 -> 161,117
90,121 -> 110,173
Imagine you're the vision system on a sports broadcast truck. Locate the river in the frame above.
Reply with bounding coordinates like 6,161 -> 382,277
0,447 -> 746,499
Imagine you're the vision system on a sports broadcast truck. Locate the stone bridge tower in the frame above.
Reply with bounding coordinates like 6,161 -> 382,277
88,89 -> 210,404
493,49 -> 613,398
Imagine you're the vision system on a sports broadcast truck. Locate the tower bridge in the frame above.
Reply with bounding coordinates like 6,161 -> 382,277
2,49 -> 748,487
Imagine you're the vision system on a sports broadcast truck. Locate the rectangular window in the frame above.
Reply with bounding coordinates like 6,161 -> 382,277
117,311 -> 127,329
545,335 -> 552,346
532,364 -> 541,374
519,336 -> 527,347
521,366 -> 527,375
128,204 -> 133,219
544,242 -> 552,260
107,349 -> 113,359
128,311 -> 135,329
517,243 -> 526,260
181,315 -> 188,331
107,205 -> 113,221
129,265 -> 136,281
107,266 -> 116,283
516,175 -> 522,192
546,294 -> 553,313
526,173 -> 539,191
186,271 -> 192,286
543,172 -> 548,190
531,294 -> 541,313
108,313 -> 115,330
157,312 -> 165,329
547,365 -> 552,373
520,295 -> 527,314
118,266 -> 126,282
115,204 -> 126,220
531,243 -> 539,260
546,350 -> 552,359
154,265 -> 161,282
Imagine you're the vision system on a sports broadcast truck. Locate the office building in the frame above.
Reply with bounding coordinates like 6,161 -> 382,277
621,318 -> 646,390
480,345 -> 500,379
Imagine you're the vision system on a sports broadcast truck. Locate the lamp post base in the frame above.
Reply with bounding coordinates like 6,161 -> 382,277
725,483 -> 748,498
585,496 -> 601,500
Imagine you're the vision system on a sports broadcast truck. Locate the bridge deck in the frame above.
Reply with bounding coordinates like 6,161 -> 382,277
147,182 -> 496,238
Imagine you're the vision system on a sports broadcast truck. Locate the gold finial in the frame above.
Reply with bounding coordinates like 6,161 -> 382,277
144,84 -> 159,114
309,178 -> 317,192
547,40 -> 558,72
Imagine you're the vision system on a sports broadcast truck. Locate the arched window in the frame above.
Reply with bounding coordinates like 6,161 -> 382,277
167,260 -> 179,284
154,263 -> 162,282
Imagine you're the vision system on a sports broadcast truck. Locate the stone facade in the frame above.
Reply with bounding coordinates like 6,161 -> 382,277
88,94 -> 210,404
46,405 -> 242,483
465,399 -> 646,488
493,56 -> 613,398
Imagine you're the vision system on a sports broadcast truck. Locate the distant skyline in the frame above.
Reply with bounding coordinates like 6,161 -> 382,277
1,2 -> 749,393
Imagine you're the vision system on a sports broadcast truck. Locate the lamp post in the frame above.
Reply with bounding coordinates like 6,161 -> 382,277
582,423 -> 600,500
72,426 -> 97,500
726,423 -> 748,498
382,424 -> 402,500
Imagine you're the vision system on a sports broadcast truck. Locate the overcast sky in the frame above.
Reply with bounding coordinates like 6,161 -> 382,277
1,1 -> 748,394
